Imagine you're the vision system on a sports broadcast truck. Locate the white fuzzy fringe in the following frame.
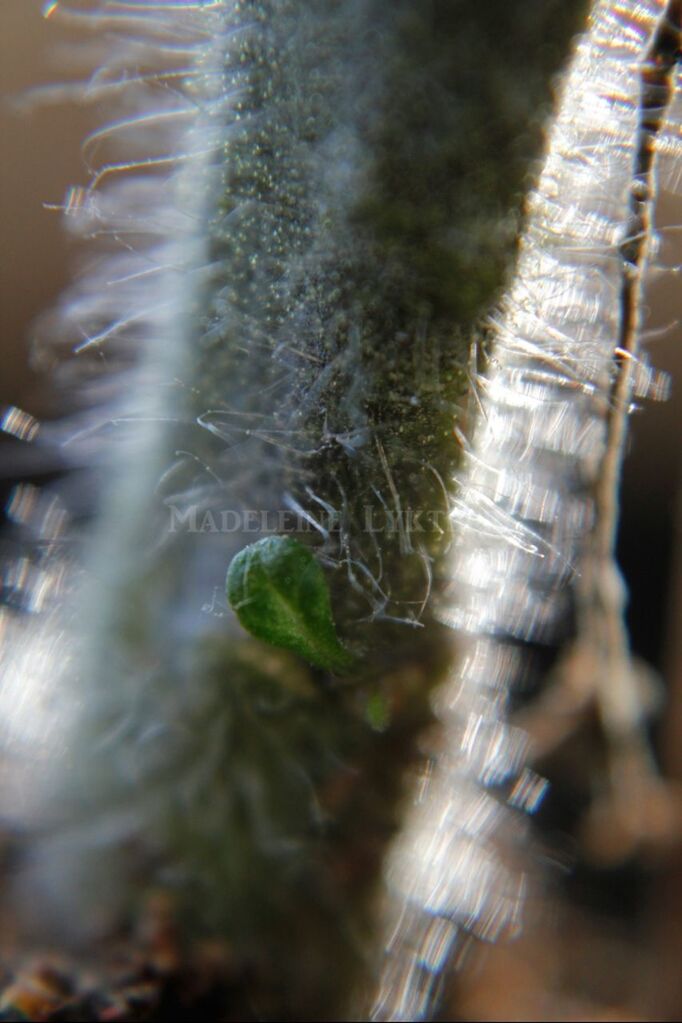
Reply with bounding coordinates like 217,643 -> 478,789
1,0 -> 224,814
371,1 -> 679,1017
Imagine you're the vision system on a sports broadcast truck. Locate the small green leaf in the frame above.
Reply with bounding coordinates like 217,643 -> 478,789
226,536 -> 354,674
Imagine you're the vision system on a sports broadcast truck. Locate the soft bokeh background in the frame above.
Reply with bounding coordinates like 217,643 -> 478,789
1,3 -> 92,414
1,2 -> 682,1018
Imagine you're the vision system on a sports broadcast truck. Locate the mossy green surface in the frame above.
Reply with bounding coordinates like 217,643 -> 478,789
226,536 -> 354,672
45,2 -> 589,1017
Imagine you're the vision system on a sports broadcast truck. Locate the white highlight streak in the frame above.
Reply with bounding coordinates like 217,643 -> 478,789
372,2 -> 671,1018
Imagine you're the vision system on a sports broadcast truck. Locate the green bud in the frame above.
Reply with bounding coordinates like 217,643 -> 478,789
226,536 -> 354,674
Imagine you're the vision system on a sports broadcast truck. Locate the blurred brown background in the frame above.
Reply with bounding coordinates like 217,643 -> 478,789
1,1 -> 93,418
